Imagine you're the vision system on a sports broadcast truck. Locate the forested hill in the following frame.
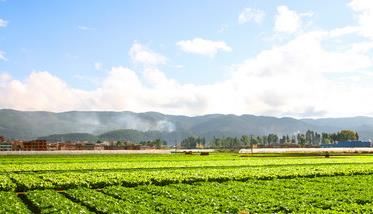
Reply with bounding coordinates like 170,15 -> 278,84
1,109 -> 373,141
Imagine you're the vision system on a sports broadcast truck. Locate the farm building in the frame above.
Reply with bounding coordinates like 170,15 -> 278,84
49,142 -> 106,151
12,140 -> 48,151
23,140 -> 48,151
321,140 -> 372,148
57,143 -> 80,150
0,142 -> 12,151
0,136 -> 12,151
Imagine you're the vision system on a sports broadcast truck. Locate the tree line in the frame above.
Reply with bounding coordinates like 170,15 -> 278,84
179,130 -> 360,149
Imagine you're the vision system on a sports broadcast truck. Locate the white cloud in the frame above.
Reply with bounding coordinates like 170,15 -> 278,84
274,6 -> 302,34
348,0 -> 373,38
238,8 -> 265,24
2,31 -> 373,117
0,18 -> 7,28
94,62 -> 103,70
328,26 -> 359,38
0,50 -> 7,61
0,73 -> 11,87
129,42 -> 167,65
0,72 -> 83,111
229,30 -> 373,116
177,38 -> 232,57
2,2 -> 373,118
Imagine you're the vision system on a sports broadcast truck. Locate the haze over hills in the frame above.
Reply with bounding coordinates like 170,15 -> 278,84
0,109 -> 373,143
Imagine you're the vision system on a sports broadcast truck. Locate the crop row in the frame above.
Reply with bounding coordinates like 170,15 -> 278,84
0,175 -> 16,191
134,174 -> 373,213
0,191 -> 30,213
2,174 -> 373,213
0,153 -> 236,164
18,174 -> 373,213
1,155 -> 373,173
27,189 -> 92,214
3,163 -> 373,191
103,185 -> 202,213
65,188 -> 136,213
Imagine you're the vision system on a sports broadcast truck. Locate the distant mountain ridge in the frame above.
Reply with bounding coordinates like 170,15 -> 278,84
0,109 -> 373,142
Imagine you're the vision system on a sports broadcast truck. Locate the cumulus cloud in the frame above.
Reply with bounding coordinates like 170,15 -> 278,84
0,50 -> 7,61
0,18 -> 7,28
0,72 -> 84,111
238,8 -> 265,24
5,68 -> 206,114
229,31 -> 373,117
129,42 -> 167,65
0,73 -> 11,86
348,0 -> 373,38
1,29 -> 373,117
177,38 -> 232,57
274,6 -> 302,34
2,2 -> 373,118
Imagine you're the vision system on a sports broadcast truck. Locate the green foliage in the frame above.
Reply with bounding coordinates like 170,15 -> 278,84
0,175 -> 16,191
180,136 -> 205,149
336,130 -> 359,141
27,189 -> 92,213
103,186 -> 177,213
0,192 -> 31,213
65,188 -> 133,213
240,135 -> 249,147
138,175 -> 373,213
139,138 -> 167,148
210,137 -> 241,149
6,161 -> 373,191
1,154 -> 373,213
297,133 -> 306,145
10,174 -> 54,192
267,133 -> 279,144
321,130 -> 359,143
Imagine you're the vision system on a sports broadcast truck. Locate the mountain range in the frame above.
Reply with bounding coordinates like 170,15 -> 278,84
0,109 -> 372,143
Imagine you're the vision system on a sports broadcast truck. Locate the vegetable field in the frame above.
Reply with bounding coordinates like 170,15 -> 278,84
1,153 -> 373,213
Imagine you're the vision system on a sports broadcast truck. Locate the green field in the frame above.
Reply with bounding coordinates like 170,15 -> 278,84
1,153 -> 373,213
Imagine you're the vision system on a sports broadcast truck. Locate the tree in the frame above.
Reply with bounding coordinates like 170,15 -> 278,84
249,135 -> 258,155
336,130 -> 358,141
211,137 -> 222,148
313,132 -> 321,145
115,141 -> 125,147
262,135 -> 269,146
180,136 -> 205,149
330,133 -> 338,143
305,130 -> 314,145
240,135 -> 250,148
267,134 -> 278,145
297,134 -> 306,147
321,133 -> 332,144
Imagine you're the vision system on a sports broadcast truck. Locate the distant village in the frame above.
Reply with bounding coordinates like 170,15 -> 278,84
0,136 -> 166,151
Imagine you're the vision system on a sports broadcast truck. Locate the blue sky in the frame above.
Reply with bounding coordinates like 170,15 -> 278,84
1,0 -> 373,117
